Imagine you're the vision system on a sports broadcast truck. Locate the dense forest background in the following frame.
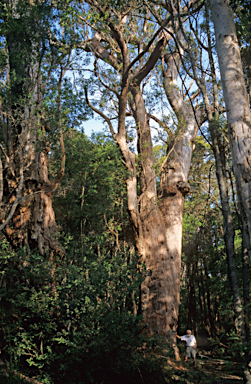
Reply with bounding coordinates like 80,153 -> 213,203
0,0 -> 251,383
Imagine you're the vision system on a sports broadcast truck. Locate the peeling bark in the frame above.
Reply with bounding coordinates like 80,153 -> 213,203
1,11 -> 63,255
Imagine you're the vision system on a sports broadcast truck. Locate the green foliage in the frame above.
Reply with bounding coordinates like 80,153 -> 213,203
51,130 -> 129,244
231,0 -> 251,43
181,135 -> 239,337
0,240 -> 167,384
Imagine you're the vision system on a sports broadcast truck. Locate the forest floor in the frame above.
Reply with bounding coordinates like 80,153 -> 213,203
0,356 -> 244,384
164,356 -> 243,384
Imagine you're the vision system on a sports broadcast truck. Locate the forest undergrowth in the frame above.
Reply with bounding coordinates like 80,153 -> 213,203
0,240 -> 247,384
0,355 -> 244,384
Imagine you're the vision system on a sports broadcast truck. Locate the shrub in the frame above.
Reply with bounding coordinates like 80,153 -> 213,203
0,240 -> 167,384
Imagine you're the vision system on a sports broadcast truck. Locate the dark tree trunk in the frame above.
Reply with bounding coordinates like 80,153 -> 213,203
3,152 -> 61,254
1,11 -> 64,255
209,119 -> 246,343
242,234 -> 251,343
204,263 -> 215,338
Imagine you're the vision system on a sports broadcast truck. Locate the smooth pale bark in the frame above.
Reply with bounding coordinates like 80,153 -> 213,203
210,3 -> 251,377
210,0 -> 251,265
186,2 -> 248,343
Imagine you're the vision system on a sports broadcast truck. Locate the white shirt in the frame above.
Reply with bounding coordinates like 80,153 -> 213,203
180,335 -> 196,347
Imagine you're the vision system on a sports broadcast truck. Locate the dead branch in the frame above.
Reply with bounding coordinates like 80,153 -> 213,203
0,166 -> 24,232
0,359 -> 44,384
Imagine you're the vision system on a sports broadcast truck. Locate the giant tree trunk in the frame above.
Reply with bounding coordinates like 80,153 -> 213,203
126,48 -> 205,345
210,0 -> 251,265
83,13 -> 203,349
129,87 -> 182,344
3,150 -> 61,254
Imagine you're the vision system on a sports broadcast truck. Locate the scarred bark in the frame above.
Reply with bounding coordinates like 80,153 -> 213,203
0,10 -> 64,254
3,151 -> 62,254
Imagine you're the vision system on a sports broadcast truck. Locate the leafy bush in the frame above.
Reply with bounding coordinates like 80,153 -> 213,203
0,240 -> 167,384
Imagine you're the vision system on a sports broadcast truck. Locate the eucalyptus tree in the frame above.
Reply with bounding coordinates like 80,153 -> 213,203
209,0 -> 251,272
0,0 -> 80,254
232,0 -> 251,104
161,0 -> 251,346
180,135 -> 233,338
75,0 -> 207,347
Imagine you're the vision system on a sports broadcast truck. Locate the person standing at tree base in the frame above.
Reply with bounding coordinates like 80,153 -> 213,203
177,330 -> 197,364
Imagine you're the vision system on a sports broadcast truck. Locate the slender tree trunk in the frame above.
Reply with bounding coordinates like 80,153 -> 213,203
204,263 -> 215,338
241,47 -> 251,107
197,268 -> 205,328
192,3 -> 247,343
242,233 -> 251,343
200,268 -> 209,331
188,263 -> 197,333
209,119 -> 246,343
210,0 -> 251,266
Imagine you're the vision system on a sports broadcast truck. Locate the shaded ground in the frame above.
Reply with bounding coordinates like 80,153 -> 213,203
0,356 -> 244,384
164,357 -> 243,384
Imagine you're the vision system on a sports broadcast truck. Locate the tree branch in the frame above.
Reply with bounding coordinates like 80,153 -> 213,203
51,63 -> 68,191
138,139 -> 177,204
84,35 -> 120,70
134,35 -> 167,86
84,86 -> 116,139
0,167 -> 24,232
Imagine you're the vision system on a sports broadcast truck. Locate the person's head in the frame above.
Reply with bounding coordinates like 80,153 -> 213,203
186,330 -> 192,337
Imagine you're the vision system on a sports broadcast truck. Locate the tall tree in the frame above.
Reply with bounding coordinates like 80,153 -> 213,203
209,0 -> 251,271
77,0 -> 206,348
166,0 -> 250,344
0,0 -> 76,253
